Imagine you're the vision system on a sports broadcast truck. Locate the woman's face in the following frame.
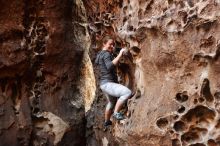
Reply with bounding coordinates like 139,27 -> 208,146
103,39 -> 114,52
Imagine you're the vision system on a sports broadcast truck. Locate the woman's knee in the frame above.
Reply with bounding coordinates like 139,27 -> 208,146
119,89 -> 132,102
126,89 -> 132,98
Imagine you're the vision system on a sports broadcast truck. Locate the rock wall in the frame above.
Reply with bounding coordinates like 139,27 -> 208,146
1,0 -> 220,146
0,0 -> 91,145
85,0 -> 220,146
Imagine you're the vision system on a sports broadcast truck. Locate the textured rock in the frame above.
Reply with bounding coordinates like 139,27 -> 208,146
84,0 -> 220,146
1,0 -> 220,146
0,0 -> 91,145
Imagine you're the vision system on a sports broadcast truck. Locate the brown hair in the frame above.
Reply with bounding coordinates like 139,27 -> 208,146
102,36 -> 114,45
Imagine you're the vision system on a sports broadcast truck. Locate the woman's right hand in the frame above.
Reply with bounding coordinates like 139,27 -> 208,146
112,48 -> 126,65
119,48 -> 126,56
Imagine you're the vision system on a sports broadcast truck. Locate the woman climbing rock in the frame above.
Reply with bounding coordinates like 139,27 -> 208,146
95,36 -> 132,127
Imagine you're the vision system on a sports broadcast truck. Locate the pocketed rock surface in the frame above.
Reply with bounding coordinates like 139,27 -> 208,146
84,0 -> 220,146
0,0 -> 91,145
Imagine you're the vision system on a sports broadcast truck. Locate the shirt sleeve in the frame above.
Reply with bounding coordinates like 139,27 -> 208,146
103,52 -> 114,70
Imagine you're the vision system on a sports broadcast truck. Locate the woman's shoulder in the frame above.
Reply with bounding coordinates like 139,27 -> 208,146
97,50 -> 109,57
103,50 -> 111,55
95,50 -> 109,62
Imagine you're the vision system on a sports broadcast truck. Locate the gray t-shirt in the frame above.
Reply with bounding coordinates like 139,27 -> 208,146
95,50 -> 118,85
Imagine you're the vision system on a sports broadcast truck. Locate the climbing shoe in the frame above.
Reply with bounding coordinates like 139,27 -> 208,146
104,120 -> 112,127
113,112 -> 125,120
